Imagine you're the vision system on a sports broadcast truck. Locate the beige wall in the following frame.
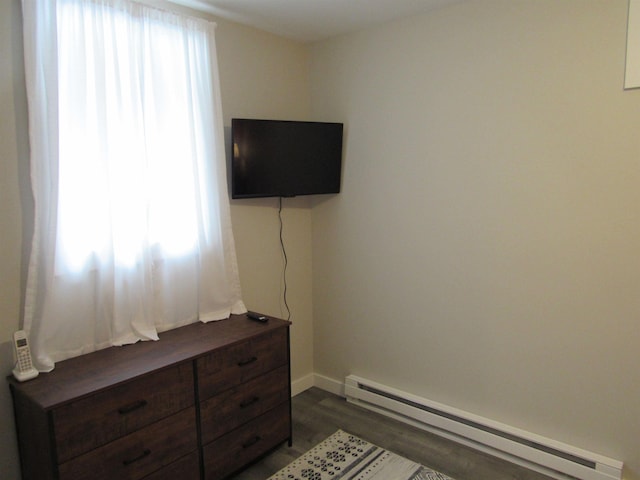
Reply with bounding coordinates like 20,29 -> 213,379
0,1 -> 312,478
310,1 -> 640,478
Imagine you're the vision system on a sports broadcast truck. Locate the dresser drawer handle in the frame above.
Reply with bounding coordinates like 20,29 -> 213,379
118,399 -> 148,415
242,436 -> 261,449
122,448 -> 151,466
237,356 -> 257,367
239,396 -> 260,408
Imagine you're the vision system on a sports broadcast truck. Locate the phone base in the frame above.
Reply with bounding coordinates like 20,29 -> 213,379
12,367 -> 39,382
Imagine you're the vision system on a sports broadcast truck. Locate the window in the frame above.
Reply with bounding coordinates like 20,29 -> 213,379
21,0 -> 245,371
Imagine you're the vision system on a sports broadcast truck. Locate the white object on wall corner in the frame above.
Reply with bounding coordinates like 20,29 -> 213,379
625,0 -> 640,89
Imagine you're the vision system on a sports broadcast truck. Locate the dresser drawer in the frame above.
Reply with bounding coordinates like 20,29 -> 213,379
58,407 -> 197,480
142,451 -> 200,480
202,402 -> 290,480
197,329 -> 288,401
53,363 -> 194,462
200,365 -> 289,444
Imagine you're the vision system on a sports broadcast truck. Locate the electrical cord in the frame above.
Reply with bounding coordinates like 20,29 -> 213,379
278,197 -> 291,321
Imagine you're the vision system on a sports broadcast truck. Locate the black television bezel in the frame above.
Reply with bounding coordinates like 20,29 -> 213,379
230,118 -> 343,199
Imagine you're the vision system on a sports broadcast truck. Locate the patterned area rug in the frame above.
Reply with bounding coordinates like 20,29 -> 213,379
267,429 -> 455,480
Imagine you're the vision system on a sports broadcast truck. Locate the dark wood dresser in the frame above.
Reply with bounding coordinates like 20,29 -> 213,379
8,314 -> 291,480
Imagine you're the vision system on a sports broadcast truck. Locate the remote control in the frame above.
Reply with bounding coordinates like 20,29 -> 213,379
247,311 -> 269,323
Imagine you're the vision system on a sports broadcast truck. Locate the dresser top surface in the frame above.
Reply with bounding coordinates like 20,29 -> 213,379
8,314 -> 290,409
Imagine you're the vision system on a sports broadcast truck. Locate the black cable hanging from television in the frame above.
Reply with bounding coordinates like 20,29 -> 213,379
279,197 -> 291,321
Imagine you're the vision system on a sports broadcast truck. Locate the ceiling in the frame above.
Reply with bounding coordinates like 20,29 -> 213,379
169,0 -> 463,42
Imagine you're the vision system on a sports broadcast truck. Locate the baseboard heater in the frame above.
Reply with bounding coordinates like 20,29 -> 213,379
344,375 -> 623,480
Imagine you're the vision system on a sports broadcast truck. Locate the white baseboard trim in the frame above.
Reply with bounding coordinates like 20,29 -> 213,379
312,373 -> 344,397
290,373 -> 344,397
291,373 -> 315,396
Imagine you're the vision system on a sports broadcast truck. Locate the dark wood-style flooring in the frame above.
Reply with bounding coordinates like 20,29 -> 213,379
233,387 -> 556,480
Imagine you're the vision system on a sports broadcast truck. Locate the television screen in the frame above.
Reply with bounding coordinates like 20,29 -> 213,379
231,118 -> 343,199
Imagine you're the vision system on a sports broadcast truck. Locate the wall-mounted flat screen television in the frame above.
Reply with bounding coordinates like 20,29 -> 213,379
231,118 -> 343,199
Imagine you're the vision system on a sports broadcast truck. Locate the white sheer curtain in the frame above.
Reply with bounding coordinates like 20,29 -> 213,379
21,0 -> 246,371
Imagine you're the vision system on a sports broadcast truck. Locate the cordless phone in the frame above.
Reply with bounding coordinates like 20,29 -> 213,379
12,330 -> 39,382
